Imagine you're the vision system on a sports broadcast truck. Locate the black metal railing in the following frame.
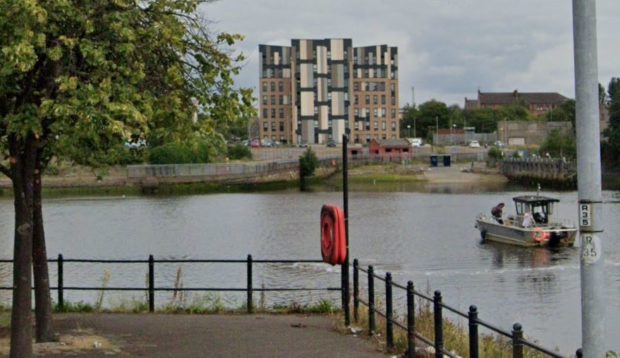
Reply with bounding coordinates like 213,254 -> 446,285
353,259 -> 565,358
0,254 -> 340,313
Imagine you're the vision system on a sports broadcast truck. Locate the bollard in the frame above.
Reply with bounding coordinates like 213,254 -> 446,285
406,281 -> 415,358
247,254 -> 253,313
433,290 -> 444,358
57,254 -> 64,310
368,265 -> 375,335
512,323 -> 524,358
148,255 -> 154,312
386,272 -> 394,351
468,305 -> 479,358
353,259 -> 359,322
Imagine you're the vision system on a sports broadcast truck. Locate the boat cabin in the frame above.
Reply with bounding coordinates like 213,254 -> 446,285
512,195 -> 558,224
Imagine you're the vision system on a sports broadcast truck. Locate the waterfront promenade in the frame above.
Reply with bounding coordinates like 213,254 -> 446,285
7,313 -> 385,357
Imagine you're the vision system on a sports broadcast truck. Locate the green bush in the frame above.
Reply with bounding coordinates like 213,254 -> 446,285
227,144 -> 252,160
148,141 -> 211,164
299,147 -> 319,178
540,129 -> 576,159
488,147 -> 504,160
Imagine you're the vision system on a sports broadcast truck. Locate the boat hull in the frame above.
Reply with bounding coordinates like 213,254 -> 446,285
476,218 -> 577,247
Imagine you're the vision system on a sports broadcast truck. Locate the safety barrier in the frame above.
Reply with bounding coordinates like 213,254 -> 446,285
353,259 -> 568,358
0,255 -> 340,313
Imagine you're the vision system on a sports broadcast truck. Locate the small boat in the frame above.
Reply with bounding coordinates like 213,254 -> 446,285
475,195 -> 577,247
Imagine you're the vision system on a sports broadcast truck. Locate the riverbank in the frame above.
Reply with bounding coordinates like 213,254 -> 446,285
0,161 -> 508,197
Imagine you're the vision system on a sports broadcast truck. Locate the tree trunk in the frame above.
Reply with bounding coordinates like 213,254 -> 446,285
32,150 -> 55,342
10,136 -> 36,358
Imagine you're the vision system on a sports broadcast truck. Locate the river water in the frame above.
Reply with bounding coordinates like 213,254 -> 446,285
0,187 -> 619,354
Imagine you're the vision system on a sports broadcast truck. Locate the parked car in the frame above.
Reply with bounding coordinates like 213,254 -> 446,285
327,139 -> 337,147
409,138 -> 423,147
298,142 -> 308,148
250,139 -> 261,147
494,140 -> 505,147
468,140 -> 481,148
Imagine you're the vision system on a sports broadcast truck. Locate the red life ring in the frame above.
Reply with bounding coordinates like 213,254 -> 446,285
532,227 -> 550,243
321,205 -> 346,265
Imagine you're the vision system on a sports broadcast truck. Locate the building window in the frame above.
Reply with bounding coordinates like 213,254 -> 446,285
270,82 -> 275,92
271,95 -> 276,105
373,108 -> 378,118
279,95 -> 284,105
263,121 -> 269,131
278,81 -> 283,92
382,121 -> 386,130
271,109 -> 276,118
262,96 -> 267,105
381,95 -> 386,105
381,108 -> 386,118
271,122 -> 277,131
365,95 -> 370,105
391,109 -> 396,118
279,122 -> 284,131
354,108 -> 359,117
354,82 -> 359,91
374,121 -> 378,130
262,82 -> 268,92
391,121 -> 396,131
373,95 -> 378,105
391,96 -> 396,105
263,109 -> 268,118
279,108 -> 284,118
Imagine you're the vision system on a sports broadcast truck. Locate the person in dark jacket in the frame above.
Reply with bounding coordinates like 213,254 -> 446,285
491,203 -> 505,224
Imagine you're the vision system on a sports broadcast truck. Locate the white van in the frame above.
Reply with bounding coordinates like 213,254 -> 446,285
409,138 -> 423,147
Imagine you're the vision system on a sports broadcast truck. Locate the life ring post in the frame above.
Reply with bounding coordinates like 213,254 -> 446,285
342,132 -> 350,326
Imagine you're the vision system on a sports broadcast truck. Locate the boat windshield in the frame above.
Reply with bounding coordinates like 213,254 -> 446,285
514,200 -> 554,224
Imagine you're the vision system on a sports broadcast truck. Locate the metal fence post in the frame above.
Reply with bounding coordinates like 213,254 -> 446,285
148,254 -> 154,312
468,305 -> 479,358
512,323 -> 524,358
386,272 -> 394,351
353,259 -> 359,322
406,281 -> 415,358
433,290 -> 444,358
247,254 -> 253,313
368,265 -> 375,335
57,254 -> 64,310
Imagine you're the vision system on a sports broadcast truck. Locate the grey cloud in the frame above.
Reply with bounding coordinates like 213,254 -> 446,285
204,0 -> 619,107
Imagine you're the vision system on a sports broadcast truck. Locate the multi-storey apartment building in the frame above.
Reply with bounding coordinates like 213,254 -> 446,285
259,39 -> 399,145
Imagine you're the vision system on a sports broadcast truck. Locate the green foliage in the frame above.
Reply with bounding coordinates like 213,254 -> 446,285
299,147 -> 319,178
488,146 -> 504,160
54,302 -> 95,313
148,141 -> 211,164
0,0 -> 255,174
227,144 -> 252,160
605,77 -> 620,156
543,100 -> 576,132
540,129 -> 576,159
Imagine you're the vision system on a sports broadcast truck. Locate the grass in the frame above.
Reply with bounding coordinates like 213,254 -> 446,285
0,305 -> 9,329
346,293 -> 557,357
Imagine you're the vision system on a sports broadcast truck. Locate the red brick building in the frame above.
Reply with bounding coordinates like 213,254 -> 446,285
368,139 -> 411,156
465,90 -> 569,116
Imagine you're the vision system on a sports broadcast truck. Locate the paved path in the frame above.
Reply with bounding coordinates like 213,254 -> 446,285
45,313 -> 386,357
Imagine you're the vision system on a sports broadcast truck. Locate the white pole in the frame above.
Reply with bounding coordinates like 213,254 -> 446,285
572,0 -> 606,355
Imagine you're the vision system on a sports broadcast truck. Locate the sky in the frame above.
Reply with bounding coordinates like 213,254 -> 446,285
202,0 -> 619,108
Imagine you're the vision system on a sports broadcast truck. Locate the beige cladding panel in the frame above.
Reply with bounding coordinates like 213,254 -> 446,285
317,46 -> 327,74
301,92 -> 314,115
300,64 -> 312,87
376,46 -> 381,65
300,40 -> 311,59
318,78 -> 327,102
320,106 -> 329,129
330,39 -> 344,60
332,65 -> 344,87
332,119 -> 345,142
332,92 -> 344,115
274,51 -> 280,65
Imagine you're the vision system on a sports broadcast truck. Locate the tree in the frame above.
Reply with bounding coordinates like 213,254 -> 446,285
463,108 -> 497,133
0,1 -> 253,356
415,100 -> 450,142
540,129 -> 576,159
544,99 -> 576,132
605,78 -> 620,155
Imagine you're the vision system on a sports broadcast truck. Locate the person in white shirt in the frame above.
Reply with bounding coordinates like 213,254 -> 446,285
522,211 -> 534,228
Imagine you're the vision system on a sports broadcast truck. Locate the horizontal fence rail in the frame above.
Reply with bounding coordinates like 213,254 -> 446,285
353,259 -> 565,358
0,254 -> 340,313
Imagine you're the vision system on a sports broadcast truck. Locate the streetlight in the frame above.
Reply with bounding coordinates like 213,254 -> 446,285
407,124 -> 411,138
